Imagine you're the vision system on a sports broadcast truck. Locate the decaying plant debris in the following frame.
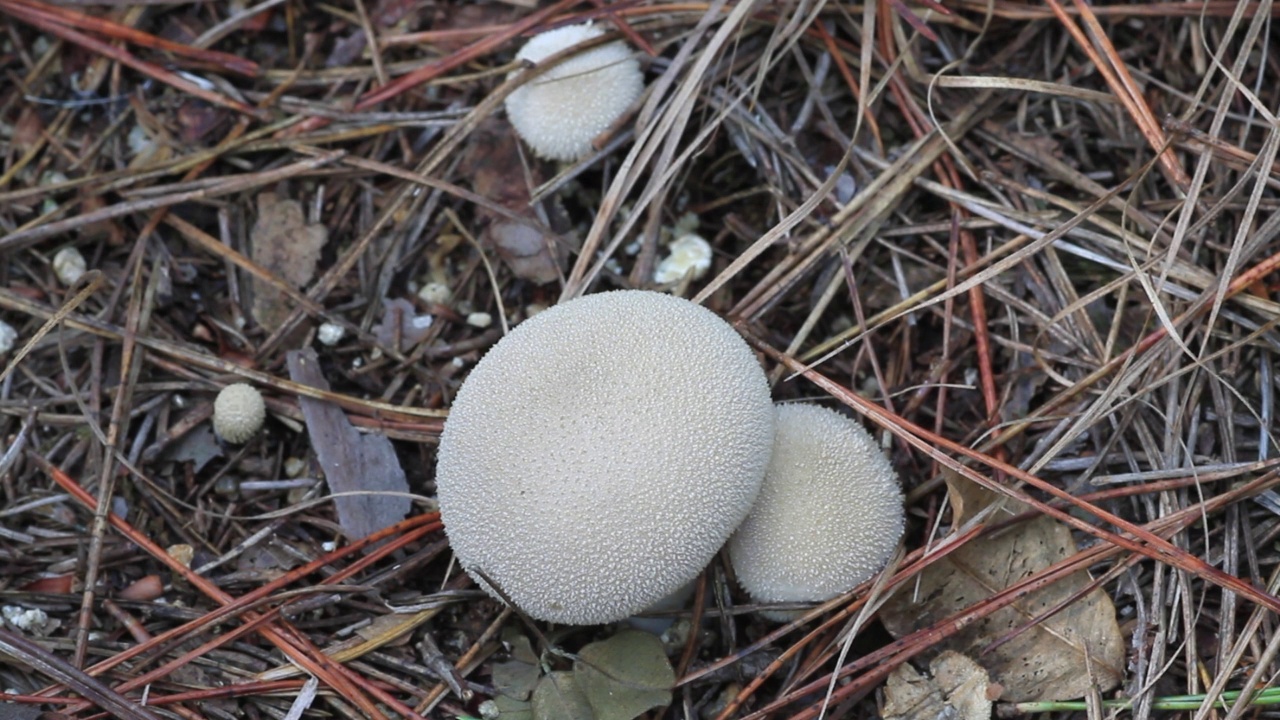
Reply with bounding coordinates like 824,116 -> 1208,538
2,0 -> 1280,718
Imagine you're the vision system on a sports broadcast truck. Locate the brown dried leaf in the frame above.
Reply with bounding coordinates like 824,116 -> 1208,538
286,349 -> 411,540
176,100 -> 227,146
250,193 -> 328,331
460,118 -> 568,284
884,652 -> 992,720
75,191 -> 123,245
12,107 -> 44,148
880,471 -> 1124,702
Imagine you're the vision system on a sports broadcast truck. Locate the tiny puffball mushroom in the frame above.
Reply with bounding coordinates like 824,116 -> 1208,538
728,403 -> 904,619
437,289 -> 774,625
213,383 -> 266,444
504,23 -> 644,161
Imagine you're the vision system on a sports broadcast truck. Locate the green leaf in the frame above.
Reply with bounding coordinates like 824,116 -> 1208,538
486,694 -> 534,720
492,630 -> 543,702
532,671 -> 593,720
574,630 -> 675,720
493,658 -> 542,701
502,628 -> 540,665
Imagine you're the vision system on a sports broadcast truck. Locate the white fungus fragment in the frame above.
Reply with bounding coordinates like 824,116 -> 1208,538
284,457 -> 307,478
654,234 -> 712,284
2,606 -> 49,632
317,322 -> 346,346
0,320 -> 17,354
127,124 -> 153,157
417,281 -> 452,306
52,246 -> 87,286
213,383 -> 266,444
437,290 -> 774,625
466,312 -> 492,329
505,23 -> 645,161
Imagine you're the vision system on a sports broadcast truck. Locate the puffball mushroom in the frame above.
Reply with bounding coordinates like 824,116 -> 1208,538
504,23 -> 644,161
437,290 -> 774,625
213,383 -> 266,444
728,403 -> 904,619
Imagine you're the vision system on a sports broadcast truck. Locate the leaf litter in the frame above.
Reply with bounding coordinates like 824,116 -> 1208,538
881,469 -> 1125,702
883,650 -> 994,720
1,1 -> 1278,719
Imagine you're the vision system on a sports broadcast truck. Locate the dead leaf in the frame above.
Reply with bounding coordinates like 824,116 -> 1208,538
494,659 -> 541,702
176,100 -> 227,146
159,424 -> 222,473
460,118 -> 570,284
75,191 -> 123,245
883,659 -> 944,720
884,651 -> 992,720
250,193 -> 328,331
574,630 -> 674,720
531,672 -> 592,720
880,470 -> 1124,702
11,107 -> 44,149
236,540 -> 301,575
486,695 -> 534,720
286,349 -> 411,540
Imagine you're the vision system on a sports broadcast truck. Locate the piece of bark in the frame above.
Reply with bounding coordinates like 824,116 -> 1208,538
286,349 -> 410,540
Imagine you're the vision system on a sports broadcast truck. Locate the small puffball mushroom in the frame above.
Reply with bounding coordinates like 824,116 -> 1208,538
213,383 -> 266,444
504,23 -> 644,161
437,290 -> 774,625
728,403 -> 904,619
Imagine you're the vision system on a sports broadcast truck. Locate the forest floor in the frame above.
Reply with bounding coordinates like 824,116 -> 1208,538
2,0 -> 1280,719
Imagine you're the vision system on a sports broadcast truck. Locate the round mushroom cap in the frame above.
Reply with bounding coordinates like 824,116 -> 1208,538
728,403 -> 904,614
504,23 -> 644,161
437,290 -> 774,625
213,383 -> 266,444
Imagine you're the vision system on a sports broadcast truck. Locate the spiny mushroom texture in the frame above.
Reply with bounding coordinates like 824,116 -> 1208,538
213,383 -> 266,444
436,290 -> 774,625
504,23 -> 644,161
728,403 -> 904,614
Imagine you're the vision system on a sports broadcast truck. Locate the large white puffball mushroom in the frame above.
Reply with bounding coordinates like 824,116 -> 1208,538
213,383 -> 266,444
729,403 -> 904,618
437,290 -> 774,625
504,23 -> 644,161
